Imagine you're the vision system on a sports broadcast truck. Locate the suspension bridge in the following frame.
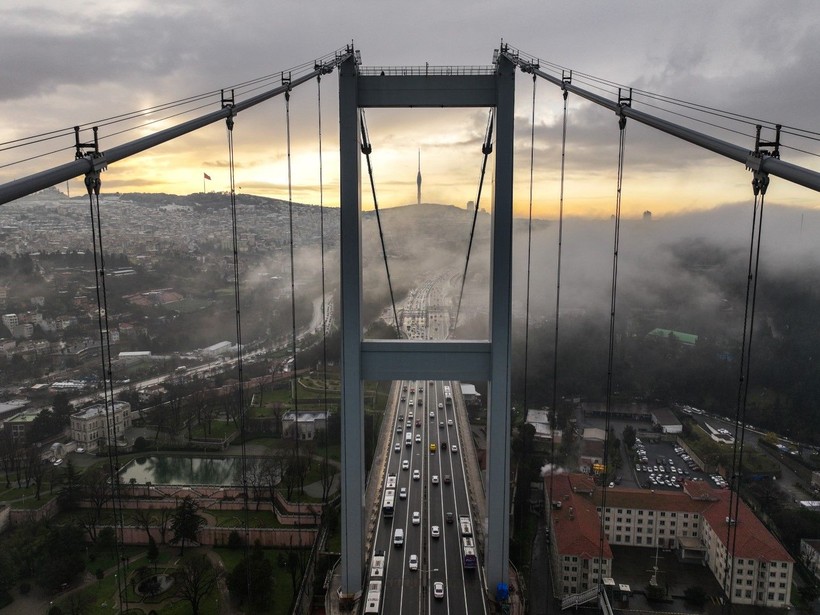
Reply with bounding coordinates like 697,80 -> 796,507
1,42 -> 818,614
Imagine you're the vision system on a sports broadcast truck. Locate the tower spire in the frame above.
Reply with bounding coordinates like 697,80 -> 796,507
416,149 -> 422,206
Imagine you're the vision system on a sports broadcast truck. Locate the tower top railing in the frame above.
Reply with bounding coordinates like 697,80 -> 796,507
359,65 -> 495,77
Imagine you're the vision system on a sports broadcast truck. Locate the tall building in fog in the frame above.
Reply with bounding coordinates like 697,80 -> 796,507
417,149 -> 422,205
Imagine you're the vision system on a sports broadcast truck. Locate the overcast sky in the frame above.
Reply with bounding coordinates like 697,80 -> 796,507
1,0 -> 818,217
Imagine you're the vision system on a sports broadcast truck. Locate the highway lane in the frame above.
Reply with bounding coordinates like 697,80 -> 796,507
372,379 -> 487,615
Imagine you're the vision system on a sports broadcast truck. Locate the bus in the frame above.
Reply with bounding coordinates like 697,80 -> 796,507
383,489 -> 395,518
444,385 -> 453,406
370,551 -> 385,578
459,515 -> 473,537
386,473 -> 397,490
462,537 -> 477,569
363,580 -> 383,614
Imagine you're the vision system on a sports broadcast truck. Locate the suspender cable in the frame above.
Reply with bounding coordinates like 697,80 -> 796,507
285,87 -> 307,570
599,104 -> 629,589
454,109 -> 495,332
722,159 -> 770,612
359,110 -> 401,338
522,74 -> 537,435
83,159 -> 128,614
224,107 -> 252,596
550,79 -> 570,513
316,75 -> 331,502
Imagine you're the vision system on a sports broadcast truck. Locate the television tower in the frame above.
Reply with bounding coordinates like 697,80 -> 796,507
416,149 -> 422,205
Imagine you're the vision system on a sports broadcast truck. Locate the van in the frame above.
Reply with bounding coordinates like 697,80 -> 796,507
393,528 -> 404,547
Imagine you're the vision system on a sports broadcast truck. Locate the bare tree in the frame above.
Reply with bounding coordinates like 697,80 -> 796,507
177,554 -> 220,615
131,508 -> 155,543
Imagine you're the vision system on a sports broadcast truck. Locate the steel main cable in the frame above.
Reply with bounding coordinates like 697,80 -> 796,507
359,110 -> 401,338
550,79 -> 571,517
0,46 -> 348,151
599,102 -> 629,591
454,108 -> 495,332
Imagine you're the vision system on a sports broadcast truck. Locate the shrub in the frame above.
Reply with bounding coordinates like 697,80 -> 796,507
228,530 -> 244,549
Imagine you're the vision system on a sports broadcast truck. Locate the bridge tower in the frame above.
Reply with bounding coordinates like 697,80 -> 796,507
337,51 -> 516,598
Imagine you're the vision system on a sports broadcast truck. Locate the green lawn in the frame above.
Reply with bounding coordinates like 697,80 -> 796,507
208,509 -> 284,529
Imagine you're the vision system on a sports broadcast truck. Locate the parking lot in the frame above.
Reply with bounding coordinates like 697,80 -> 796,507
631,432 -> 725,491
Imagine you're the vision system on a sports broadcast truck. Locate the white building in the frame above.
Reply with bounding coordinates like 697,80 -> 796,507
526,409 -> 562,441
71,401 -> 132,451
281,411 -> 328,440
546,473 -> 794,608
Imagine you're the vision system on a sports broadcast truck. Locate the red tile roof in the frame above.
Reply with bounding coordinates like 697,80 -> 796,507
548,474 -> 792,564
547,473 -> 612,560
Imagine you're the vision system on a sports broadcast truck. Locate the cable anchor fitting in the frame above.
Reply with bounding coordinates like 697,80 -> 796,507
562,70 -> 572,100
222,89 -> 236,131
75,126 -> 107,196
745,124 -> 780,196
617,87 -> 632,130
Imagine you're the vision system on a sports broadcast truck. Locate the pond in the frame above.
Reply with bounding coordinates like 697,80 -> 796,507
119,456 -> 244,486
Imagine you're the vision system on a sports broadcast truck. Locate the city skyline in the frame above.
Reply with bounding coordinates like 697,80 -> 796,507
0,1 -> 817,218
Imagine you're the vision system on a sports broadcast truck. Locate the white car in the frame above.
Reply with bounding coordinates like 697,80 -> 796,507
438,402 -> 443,409
415,434 -> 421,443
76,447 -> 85,454
408,400 -> 414,406
413,470 -> 420,481
432,475 -> 439,485
451,445 -> 458,453
399,487 -> 407,499
412,511 -> 421,525
394,443 -> 401,452
447,419 -> 453,426
433,581 -> 445,599
431,525 -> 440,538
409,554 -> 418,571
402,460 -> 410,471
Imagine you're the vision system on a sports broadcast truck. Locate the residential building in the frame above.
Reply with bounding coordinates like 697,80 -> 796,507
545,473 -> 793,608
3,407 -> 46,442
70,401 -> 132,451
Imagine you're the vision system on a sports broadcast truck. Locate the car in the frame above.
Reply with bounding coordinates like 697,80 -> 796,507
75,447 -> 85,454
446,512 -> 454,523
416,419 -> 421,427
418,399 -> 423,407
395,443 -> 401,452
402,460 -> 410,471
429,411 -> 434,419
447,419 -> 453,426
408,411 -> 413,418
396,426 -> 403,433
406,420 -> 412,428
415,434 -> 421,443
399,487 -> 407,499
53,458 -> 63,466
408,400 -> 414,406
451,445 -> 458,453
398,414 -> 404,421
439,421 -> 444,429
413,470 -> 420,481
432,475 -> 439,484
412,511 -> 420,525
444,474 -> 451,484
409,554 -> 418,571
431,525 -> 440,538
433,581 -> 445,599
401,396 -> 406,401
438,402 -> 443,409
